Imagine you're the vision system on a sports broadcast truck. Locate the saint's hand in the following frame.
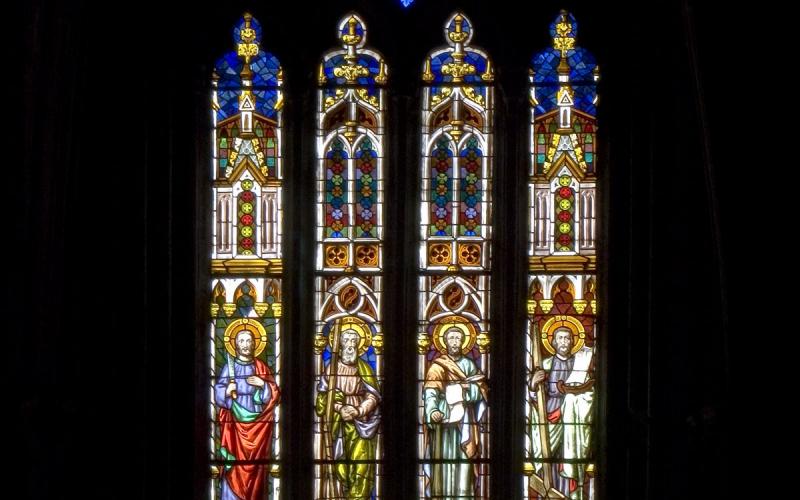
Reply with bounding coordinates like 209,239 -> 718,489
530,369 -> 546,390
246,376 -> 265,388
430,410 -> 444,423
226,381 -> 237,397
339,405 -> 358,421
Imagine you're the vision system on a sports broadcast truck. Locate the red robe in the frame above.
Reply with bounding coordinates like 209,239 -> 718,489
218,358 -> 280,500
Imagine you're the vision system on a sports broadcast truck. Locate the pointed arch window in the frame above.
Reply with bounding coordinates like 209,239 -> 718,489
417,12 -> 494,499
313,14 -> 388,500
524,11 -> 600,500
202,9 -> 606,500
209,13 -> 284,500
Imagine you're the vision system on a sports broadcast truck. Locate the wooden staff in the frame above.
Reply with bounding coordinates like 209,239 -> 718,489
531,321 -> 553,493
322,321 -> 342,498
433,400 -> 442,497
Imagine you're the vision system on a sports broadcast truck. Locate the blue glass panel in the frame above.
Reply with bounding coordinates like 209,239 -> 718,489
322,53 -> 382,86
216,89 -> 279,121
463,50 -> 488,83
531,46 -> 597,114
427,50 -> 489,84
573,84 -> 597,115
215,50 -> 280,89
531,48 -> 596,85
217,88 -> 239,120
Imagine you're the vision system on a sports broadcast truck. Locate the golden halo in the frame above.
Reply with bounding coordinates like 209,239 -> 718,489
223,318 -> 268,358
539,315 -> 585,356
432,315 -> 477,355
328,316 -> 372,356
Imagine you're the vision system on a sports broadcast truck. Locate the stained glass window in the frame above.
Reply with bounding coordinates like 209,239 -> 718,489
313,14 -> 388,500
417,12 -> 494,499
209,13 -> 284,500
524,11 -> 600,500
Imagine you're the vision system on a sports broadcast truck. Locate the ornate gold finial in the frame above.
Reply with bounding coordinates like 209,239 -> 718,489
241,13 -> 256,42
422,57 -> 435,82
442,60 -> 476,83
556,10 -> 571,36
342,16 -> 362,46
318,63 -> 327,85
237,13 -> 259,64
448,14 -> 469,44
481,59 -> 494,82
374,60 -> 388,85
553,10 -> 576,55
334,64 -> 369,83
441,14 -> 476,83
333,17 -> 369,83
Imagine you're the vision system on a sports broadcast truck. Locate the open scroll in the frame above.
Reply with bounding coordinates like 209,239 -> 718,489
563,347 -> 593,386
443,374 -> 485,423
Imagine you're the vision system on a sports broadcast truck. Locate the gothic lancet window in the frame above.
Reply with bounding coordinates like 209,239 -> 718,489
417,12 -> 494,499
203,8 -> 604,500
209,13 -> 284,500
313,14 -> 388,500
523,11 -> 600,500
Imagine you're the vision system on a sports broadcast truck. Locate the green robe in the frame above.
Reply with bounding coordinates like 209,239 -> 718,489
316,358 -> 380,499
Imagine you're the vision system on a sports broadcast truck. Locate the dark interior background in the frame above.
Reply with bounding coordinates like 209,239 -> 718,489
15,0 -> 746,498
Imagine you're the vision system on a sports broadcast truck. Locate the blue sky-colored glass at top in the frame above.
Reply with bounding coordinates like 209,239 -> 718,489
322,53 -> 382,86
428,50 -> 489,85
531,12 -> 597,115
214,15 -> 281,121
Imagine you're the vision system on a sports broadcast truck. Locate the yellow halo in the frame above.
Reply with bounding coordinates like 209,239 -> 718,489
223,318 -> 268,358
539,315 -> 585,355
327,316 -> 372,356
432,315 -> 477,355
